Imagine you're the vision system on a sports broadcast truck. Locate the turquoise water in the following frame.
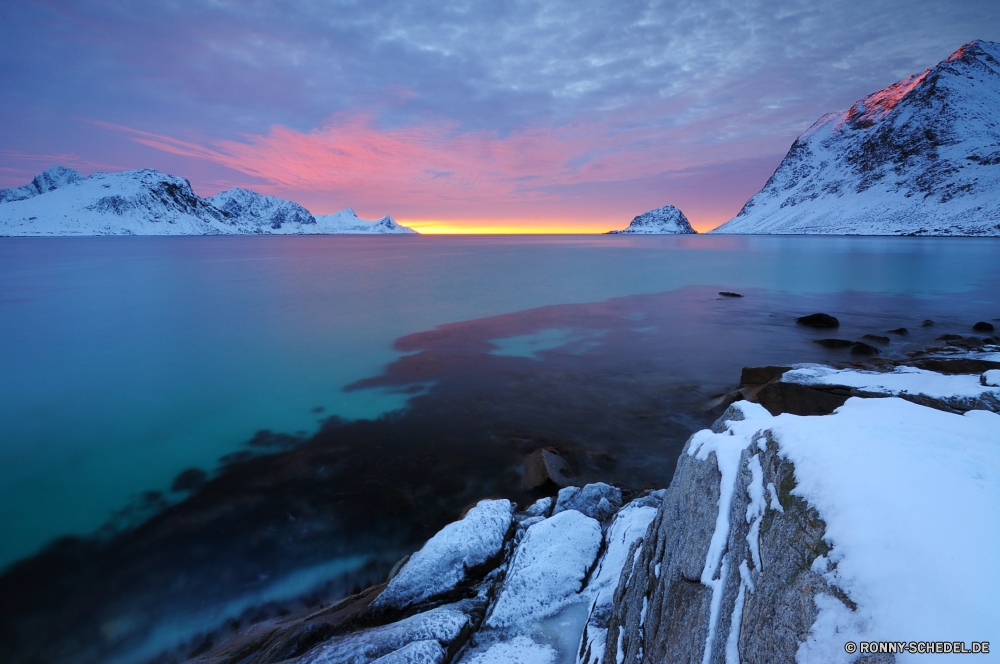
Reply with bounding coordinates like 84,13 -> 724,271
1,233 -> 998,574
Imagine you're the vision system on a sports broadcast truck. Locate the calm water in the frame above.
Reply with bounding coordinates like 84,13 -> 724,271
1,234 -> 998,663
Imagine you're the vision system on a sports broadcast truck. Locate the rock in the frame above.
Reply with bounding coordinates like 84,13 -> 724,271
912,358 -> 1000,375
738,366 -> 791,387
850,342 -> 881,356
458,636 -> 557,664
750,382 -> 851,416
171,468 -> 207,492
862,334 -> 890,343
936,334 -> 964,341
795,313 -> 839,328
369,639 -> 445,664
973,321 -> 995,332
299,600 -> 483,664
718,292 -> 743,298
812,338 -> 854,348
522,448 -> 574,489
552,483 -> 622,522
606,205 -> 697,235
484,510 -> 603,628
983,370 -> 1000,387
887,327 -> 909,335
373,500 -> 514,612
921,320 -> 935,326
522,497 -> 553,518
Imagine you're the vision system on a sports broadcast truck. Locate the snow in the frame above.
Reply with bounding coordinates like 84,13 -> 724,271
485,509 -> 602,628
370,639 -> 446,664
691,391 -> 1000,662
375,499 -> 513,611
711,40 -> 1000,236
0,167 -> 418,235
782,365 -> 1000,401
725,561 -> 754,664
983,370 -> 1000,387
607,205 -> 698,235
461,636 -> 557,664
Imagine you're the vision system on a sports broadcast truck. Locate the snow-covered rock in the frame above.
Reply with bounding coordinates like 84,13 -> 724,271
552,483 -> 622,522
485,509 -> 603,629
0,166 -> 83,203
374,500 -> 514,612
607,206 -> 697,235
712,40 -> 1000,236
983,369 -> 1000,386
313,208 -> 417,234
208,187 -> 317,232
0,168 -> 235,236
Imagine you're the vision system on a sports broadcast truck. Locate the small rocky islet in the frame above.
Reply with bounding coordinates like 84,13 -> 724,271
187,315 -> 1000,664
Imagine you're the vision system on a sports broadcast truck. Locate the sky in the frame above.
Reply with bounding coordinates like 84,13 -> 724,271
1,1 -> 997,233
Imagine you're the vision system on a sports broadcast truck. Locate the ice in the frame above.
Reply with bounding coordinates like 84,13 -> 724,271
375,500 -> 513,611
461,636 -> 557,664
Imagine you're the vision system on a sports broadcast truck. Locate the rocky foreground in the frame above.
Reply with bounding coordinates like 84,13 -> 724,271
188,333 -> 1000,664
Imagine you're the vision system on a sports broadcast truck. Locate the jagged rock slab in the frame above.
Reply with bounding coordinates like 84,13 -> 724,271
374,500 -> 514,612
712,40 -> 1000,236
0,166 -> 83,203
552,483 -> 622,522
607,205 -> 697,234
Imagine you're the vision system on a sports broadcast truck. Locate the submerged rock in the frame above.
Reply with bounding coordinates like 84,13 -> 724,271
795,313 -> 839,328
812,338 -> 854,348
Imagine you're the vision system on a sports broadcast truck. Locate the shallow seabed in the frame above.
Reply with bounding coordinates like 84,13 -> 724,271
0,234 -> 998,663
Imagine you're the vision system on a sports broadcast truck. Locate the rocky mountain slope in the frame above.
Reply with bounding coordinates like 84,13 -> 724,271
0,168 -> 417,235
607,205 -> 697,234
712,40 -> 1000,236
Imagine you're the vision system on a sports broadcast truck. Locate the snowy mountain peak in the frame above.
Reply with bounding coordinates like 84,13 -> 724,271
712,39 -> 1000,236
0,166 -> 83,203
313,209 -> 417,234
607,205 -> 697,234
208,188 -> 316,231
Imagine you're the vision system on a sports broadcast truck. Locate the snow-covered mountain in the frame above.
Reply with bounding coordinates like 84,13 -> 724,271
712,40 -> 1000,236
0,168 -> 417,236
607,205 -> 697,234
0,166 -> 83,203
313,208 -> 417,234
208,188 -> 318,233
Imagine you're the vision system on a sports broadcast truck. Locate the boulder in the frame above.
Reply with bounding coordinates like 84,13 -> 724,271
887,327 -> 909,335
522,448 -> 574,488
552,483 -> 622,522
750,382 -> 851,416
850,342 -> 881,356
738,366 -> 791,387
862,334 -> 890,343
982,370 -> 1000,387
812,339 -> 854,348
795,313 -> 839,328
973,321 -> 995,332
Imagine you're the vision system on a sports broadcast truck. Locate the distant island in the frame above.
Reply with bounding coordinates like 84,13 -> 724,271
606,205 -> 698,234
0,167 -> 416,236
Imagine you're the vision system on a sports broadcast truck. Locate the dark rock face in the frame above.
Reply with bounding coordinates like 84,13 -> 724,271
973,321 -> 995,332
739,366 -> 791,387
522,447 -> 574,488
796,313 -> 839,328
887,327 -> 909,336
719,292 -> 743,298
813,338 -> 855,348
751,382 -> 851,416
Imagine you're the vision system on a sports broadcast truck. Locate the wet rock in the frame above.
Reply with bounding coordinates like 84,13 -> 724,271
522,447 -> 574,489
862,334 -> 890,343
887,327 -> 909,335
552,483 -> 622,522
738,366 -> 791,387
973,321 -> 995,332
750,382 -> 851,416
913,358 -> 1000,374
373,500 -> 514,613
812,338 -> 855,348
850,342 -> 881,356
936,334 -> 964,341
795,313 -> 839,328
718,292 -> 743,298
921,319 -> 935,326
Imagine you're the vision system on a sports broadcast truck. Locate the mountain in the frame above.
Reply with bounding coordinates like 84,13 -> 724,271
0,168 -> 235,235
0,166 -> 83,203
208,188 -> 318,233
0,168 -> 418,236
606,205 -> 698,234
313,208 -> 418,234
712,40 -> 1000,236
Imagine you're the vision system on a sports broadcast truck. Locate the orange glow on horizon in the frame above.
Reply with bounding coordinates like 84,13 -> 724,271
400,216 -> 726,234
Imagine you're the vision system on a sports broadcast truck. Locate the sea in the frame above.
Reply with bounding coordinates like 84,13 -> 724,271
1,234 -> 998,664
